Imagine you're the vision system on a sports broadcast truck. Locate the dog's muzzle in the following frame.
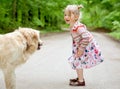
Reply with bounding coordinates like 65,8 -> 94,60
37,42 -> 43,50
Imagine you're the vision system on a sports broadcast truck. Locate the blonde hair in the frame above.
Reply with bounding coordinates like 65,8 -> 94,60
64,4 -> 83,21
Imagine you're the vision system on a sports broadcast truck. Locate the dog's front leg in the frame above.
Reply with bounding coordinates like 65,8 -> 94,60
2,68 -> 16,89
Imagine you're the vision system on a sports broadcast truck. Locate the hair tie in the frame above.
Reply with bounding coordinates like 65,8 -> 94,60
78,5 -> 84,9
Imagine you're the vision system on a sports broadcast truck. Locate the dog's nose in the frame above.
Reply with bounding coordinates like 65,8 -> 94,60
38,42 -> 43,46
37,40 -> 43,50
40,42 -> 43,46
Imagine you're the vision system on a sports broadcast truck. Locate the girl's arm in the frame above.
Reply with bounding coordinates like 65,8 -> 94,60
76,26 -> 93,57
78,26 -> 92,48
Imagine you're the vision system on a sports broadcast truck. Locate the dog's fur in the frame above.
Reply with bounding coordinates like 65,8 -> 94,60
0,27 -> 42,89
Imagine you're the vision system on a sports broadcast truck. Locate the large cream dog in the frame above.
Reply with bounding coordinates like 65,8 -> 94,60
0,27 -> 42,89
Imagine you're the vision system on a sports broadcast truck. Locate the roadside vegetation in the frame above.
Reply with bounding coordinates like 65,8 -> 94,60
0,0 -> 120,40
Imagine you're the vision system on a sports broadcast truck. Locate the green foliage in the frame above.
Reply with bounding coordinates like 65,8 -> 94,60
109,31 -> 120,40
112,21 -> 120,31
0,0 -> 120,35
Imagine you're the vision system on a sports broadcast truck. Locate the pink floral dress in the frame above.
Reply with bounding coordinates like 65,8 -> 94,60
68,22 -> 104,69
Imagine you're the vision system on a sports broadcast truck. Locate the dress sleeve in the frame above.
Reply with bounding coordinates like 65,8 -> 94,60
77,26 -> 93,50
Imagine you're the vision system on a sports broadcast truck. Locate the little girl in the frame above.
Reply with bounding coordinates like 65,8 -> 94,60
64,5 -> 104,86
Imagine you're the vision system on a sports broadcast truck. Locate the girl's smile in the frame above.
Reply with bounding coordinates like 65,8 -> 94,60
64,13 -> 71,24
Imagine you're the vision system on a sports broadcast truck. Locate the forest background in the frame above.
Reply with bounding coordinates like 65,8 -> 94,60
0,0 -> 120,40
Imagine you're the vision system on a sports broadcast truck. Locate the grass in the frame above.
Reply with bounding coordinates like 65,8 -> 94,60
40,25 -> 69,34
109,31 -> 120,41
40,29 -> 67,34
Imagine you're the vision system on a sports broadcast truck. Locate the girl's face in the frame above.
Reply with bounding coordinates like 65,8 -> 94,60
64,11 -> 71,24
64,10 -> 78,25
64,11 -> 75,24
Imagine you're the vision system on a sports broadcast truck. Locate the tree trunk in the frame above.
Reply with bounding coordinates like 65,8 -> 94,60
12,0 -> 17,20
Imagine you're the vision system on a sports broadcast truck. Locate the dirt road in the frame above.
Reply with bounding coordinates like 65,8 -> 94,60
0,32 -> 120,89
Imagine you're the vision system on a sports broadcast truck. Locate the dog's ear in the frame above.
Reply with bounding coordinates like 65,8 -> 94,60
32,31 -> 40,41
20,30 -> 32,43
19,28 -> 40,52
19,28 -> 33,50
32,32 -> 37,39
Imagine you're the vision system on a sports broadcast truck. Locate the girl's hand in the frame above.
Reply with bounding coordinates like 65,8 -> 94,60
76,48 -> 84,57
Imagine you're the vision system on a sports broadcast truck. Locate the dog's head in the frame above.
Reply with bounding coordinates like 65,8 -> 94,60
18,27 -> 43,54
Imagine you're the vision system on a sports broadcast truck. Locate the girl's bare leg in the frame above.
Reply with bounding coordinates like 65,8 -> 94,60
76,69 -> 84,82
